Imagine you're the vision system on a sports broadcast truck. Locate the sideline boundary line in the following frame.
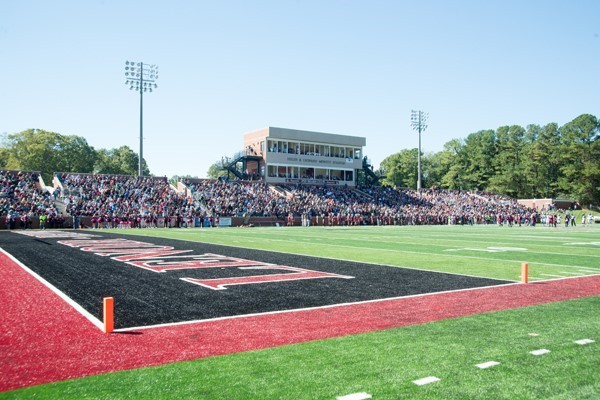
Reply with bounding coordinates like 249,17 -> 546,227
0,247 -> 103,331
116,281 -> 520,332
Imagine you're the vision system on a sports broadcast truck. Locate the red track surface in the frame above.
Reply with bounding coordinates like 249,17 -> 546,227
1,250 -> 600,392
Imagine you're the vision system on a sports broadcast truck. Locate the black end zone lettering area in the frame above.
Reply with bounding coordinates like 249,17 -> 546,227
0,231 -> 511,329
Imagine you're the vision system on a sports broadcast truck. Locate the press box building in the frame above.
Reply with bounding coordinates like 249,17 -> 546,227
240,127 -> 367,187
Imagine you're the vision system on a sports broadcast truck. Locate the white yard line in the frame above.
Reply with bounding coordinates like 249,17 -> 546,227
160,234 -> 518,282
183,226 -> 600,259
577,268 -> 600,272
226,236 -> 600,271
124,230 -> 600,273
235,231 -> 600,259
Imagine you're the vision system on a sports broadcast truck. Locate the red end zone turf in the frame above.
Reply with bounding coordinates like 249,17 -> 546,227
1,250 -> 599,392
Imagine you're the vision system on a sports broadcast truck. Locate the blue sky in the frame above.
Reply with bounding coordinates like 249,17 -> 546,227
1,0 -> 598,178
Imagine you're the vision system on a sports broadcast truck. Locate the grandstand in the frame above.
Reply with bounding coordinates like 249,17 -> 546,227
3,126 -> 563,229
1,168 -> 545,229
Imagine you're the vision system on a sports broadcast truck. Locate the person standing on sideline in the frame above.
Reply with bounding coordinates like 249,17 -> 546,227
39,213 -> 47,230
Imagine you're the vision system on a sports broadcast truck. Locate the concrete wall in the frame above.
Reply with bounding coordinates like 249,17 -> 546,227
517,198 -> 579,210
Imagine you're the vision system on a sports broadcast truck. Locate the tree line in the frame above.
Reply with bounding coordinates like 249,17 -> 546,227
0,129 -> 150,183
380,114 -> 599,206
2,114 -> 598,205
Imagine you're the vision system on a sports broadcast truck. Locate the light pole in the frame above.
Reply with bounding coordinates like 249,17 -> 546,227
411,110 -> 428,191
125,61 -> 158,176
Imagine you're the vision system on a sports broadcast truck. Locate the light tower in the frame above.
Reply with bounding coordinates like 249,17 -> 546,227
125,61 -> 158,176
411,110 -> 428,191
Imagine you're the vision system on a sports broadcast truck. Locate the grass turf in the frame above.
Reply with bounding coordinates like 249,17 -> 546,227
1,224 -> 598,398
2,296 -> 598,399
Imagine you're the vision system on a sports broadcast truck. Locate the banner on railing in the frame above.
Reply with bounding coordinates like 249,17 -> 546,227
219,217 -> 232,227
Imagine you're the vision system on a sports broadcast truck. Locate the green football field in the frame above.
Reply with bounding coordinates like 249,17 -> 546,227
117,222 -> 600,282
2,223 -> 599,399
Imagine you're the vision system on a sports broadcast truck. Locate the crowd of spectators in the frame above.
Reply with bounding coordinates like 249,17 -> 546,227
184,179 -> 291,218
1,170 -> 61,229
184,180 -> 537,226
1,171 -> 543,229
60,173 -> 197,228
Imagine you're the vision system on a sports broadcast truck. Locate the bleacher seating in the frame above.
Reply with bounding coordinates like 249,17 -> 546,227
1,170 -> 59,228
1,172 -> 541,228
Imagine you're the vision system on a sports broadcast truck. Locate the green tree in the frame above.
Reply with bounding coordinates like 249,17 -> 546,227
536,122 -> 562,198
558,114 -> 600,205
0,147 -> 10,169
58,135 -> 97,173
423,151 -> 444,188
380,149 -> 418,188
521,123 -> 561,198
2,129 -> 96,182
376,114 -> 598,205
207,161 -> 229,180
522,124 -> 542,198
94,146 -> 150,176
488,125 -> 527,197
461,130 -> 496,190
438,139 -> 466,190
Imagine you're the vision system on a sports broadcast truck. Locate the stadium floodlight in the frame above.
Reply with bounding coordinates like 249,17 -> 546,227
411,110 -> 428,191
124,60 -> 159,176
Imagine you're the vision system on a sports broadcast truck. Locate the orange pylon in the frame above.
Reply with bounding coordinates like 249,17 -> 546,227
521,263 -> 529,284
103,297 -> 114,333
